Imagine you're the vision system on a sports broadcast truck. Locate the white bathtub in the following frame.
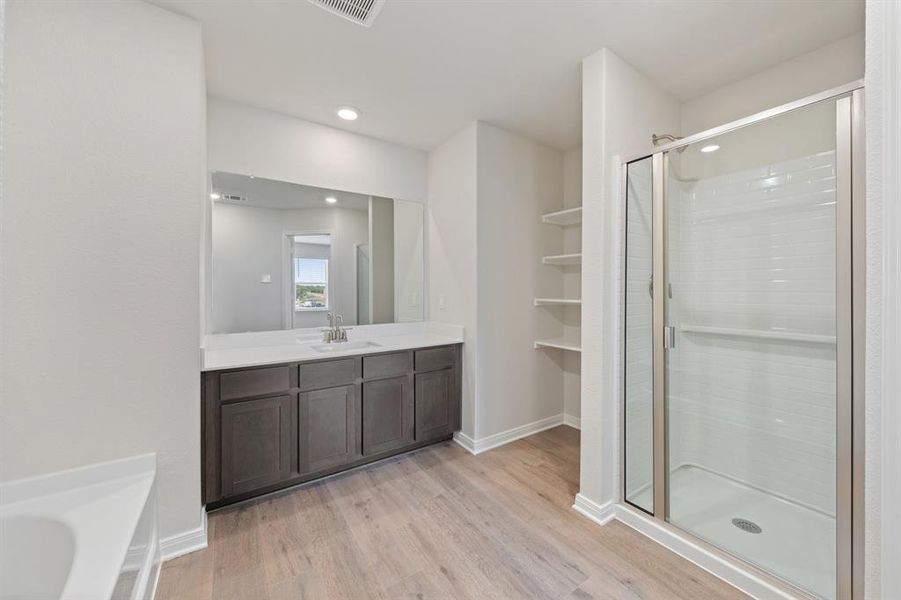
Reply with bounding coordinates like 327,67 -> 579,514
0,454 -> 160,600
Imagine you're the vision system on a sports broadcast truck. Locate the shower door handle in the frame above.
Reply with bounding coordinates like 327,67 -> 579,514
663,325 -> 676,349
648,277 -> 674,299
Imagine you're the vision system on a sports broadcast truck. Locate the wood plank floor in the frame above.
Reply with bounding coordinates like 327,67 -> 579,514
157,426 -> 747,599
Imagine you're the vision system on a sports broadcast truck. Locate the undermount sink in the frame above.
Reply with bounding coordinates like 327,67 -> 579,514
310,340 -> 382,353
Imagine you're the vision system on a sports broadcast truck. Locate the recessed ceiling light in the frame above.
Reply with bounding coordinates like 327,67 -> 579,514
336,106 -> 359,121
210,192 -> 221,200
700,144 -> 720,153
325,196 -> 338,204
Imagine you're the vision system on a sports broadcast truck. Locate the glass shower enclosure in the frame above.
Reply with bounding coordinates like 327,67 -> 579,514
622,84 -> 863,600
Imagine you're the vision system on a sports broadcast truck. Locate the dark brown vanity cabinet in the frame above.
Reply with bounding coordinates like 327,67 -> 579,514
202,343 -> 461,508
298,384 -> 358,474
220,394 -> 297,498
362,375 -> 414,456
415,369 -> 454,442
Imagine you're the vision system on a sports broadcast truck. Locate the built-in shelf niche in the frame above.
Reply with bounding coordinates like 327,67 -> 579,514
536,204 -> 582,356
541,206 -> 582,226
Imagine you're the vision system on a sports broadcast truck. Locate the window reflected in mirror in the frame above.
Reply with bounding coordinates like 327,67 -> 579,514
292,235 -> 330,311
209,173 -> 424,333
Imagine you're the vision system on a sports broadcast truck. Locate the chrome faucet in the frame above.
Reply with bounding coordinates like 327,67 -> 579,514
321,312 -> 350,343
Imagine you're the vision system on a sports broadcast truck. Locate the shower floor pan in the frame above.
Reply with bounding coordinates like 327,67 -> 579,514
631,465 -> 835,599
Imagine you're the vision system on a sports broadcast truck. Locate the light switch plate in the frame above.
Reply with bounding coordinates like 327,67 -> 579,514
261,274 -> 272,283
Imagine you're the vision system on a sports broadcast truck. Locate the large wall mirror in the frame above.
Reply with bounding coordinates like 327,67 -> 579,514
210,172 -> 425,333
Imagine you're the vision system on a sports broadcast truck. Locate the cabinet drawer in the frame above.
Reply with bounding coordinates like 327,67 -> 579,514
363,352 -> 412,380
220,366 -> 291,401
298,358 -> 358,391
414,346 -> 456,373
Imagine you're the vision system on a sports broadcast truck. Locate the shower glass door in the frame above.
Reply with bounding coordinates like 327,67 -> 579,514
624,156 -> 655,513
662,97 -> 845,599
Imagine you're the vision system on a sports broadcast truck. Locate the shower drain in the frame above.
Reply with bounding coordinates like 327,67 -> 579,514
731,518 -> 763,534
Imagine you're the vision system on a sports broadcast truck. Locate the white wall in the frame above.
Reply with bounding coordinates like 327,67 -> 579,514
427,123 -> 478,437
562,147 -> 582,422
429,122 -> 568,442
475,122 -> 564,439
393,200 -> 425,323
208,98 -> 428,203
864,1 -> 901,596
681,33 -> 864,136
1,0 -> 206,543
579,47 -> 681,507
369,196 -> 395,324
211,203 -> 367,332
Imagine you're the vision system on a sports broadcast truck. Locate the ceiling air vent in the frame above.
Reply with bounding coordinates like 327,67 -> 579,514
308,0 -> 386,27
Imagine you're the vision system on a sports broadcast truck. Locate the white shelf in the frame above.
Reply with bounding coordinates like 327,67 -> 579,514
541,206 -> 582,226
680,324 -> 836,345
542,253 -> 582,266
534,298 -> 581,306
534,337 -> 582,352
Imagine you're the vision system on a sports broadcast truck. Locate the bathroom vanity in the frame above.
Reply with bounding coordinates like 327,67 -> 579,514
201,340 -> 462,508
201,168 -> 458,508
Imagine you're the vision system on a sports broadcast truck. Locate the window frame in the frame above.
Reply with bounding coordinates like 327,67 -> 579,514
293,256 -> 329,312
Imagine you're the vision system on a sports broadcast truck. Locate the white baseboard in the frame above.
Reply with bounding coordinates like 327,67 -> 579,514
613,504 -> 795,599
572,493 -> 615,526
563,413 -> 581,430
452,431 -> 478,454
160,508 -> 208,561
453,413 -> 566,455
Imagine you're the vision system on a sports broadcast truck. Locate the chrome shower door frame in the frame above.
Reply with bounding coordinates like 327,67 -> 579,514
620,81 -> 865,600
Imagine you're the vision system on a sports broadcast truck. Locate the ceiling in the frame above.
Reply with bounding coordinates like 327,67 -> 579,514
211,172 -> 370,211
153,0 -> 863,151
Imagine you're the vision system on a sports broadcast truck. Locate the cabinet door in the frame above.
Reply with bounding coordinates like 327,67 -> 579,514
220,395 -> 297,498
299,384 -> 358,474
414,369 -> 453,442
362,375 -> 413,456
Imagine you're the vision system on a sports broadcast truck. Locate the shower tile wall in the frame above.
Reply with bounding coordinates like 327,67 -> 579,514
668,150 -> 837,514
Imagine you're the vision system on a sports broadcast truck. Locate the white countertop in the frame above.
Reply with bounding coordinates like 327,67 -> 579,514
202,321 -> 464,371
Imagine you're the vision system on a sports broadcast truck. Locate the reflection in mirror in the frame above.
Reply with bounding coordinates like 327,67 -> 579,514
292,234 -> 330,311
210,173 -> 424,333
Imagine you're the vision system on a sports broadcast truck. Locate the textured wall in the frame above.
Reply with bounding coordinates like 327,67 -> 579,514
1,0 -> 206,541
475,122 -> 564,439
864,1 -> 901,596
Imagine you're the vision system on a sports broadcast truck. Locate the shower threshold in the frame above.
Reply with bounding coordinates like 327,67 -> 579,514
631,465 -> 835,599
